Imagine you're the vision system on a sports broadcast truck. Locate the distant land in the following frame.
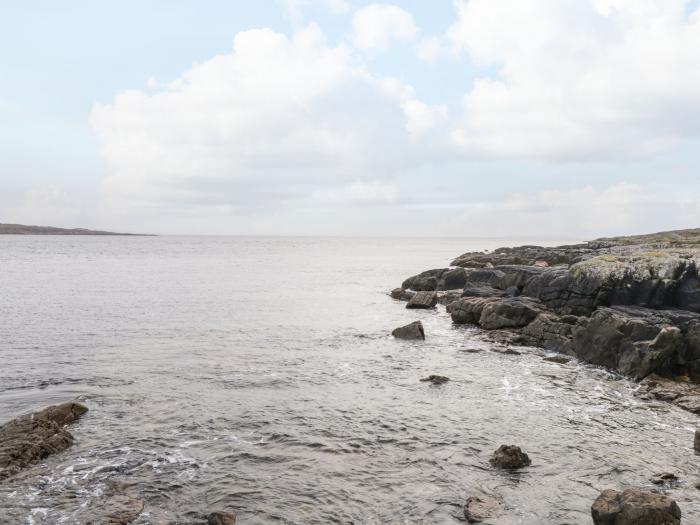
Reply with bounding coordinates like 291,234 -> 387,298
0,223 -> 150,235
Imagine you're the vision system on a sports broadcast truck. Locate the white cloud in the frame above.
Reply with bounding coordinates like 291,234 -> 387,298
416,36 -> 444,62
351,4 -> 418,52
447,0 -> 700,159
280,0 -> 351,25
308,179 -> 398,204
451,183 -> 700,238
91,24 -> 442,209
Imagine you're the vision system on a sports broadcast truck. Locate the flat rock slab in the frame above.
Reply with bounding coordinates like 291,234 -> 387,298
392,321 -> 425,340
406,291 -> 438,309
591,488 -> 681,525
464,495 -> 504,523
0,401 -> 88,481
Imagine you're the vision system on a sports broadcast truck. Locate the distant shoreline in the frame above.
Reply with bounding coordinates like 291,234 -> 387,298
0,223 -> 152,236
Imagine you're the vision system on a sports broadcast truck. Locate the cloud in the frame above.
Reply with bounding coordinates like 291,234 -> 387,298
351,3 -> 418,52
447,0 -> 700,160
280,0 -> 351,25
416,36 -> 444,62
451,183 -> 700,238
91,24 -> 443,210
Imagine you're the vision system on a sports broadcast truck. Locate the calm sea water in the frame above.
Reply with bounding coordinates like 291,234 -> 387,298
0,236 -> 698,524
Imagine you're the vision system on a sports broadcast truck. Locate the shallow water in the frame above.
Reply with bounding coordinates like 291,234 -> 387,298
0,236 -> 698,524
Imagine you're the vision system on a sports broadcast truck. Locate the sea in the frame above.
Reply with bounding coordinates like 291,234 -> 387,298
0,236 -> 698,524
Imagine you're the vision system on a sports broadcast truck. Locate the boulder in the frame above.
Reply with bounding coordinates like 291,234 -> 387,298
489,445 -> 531,469
406,291 -> 438,309
392,321 -> 425,340
402,268 -> 467,291
0,401 -> 88,481
464,495 -> 504,523
420,375 -> 449,385
591,488 -> 681,525
478,297 -> 543,330
208,512 -> 237,525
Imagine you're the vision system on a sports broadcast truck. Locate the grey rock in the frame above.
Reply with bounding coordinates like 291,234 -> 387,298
392,321 -> 425,340
695,430 -> 700,452
390,288 -> 415,301
406,291 -> 438,309
591,488 -> 681,525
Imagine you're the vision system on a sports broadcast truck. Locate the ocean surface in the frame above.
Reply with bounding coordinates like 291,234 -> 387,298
0,236 -> 698,524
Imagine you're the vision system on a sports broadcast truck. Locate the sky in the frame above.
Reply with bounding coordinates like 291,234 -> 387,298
2,0 -> 700,238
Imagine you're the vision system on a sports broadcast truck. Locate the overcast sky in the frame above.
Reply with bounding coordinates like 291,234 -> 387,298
2,0 -> 700,237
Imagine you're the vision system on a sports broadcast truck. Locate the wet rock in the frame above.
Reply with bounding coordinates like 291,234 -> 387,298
695,430 -> 700,452
420,375 -> 449,385
637,374 -> 700,414
492,347 -> 522,356
390,288 -> 415,301
489,445 -> 531,469
461,283 -> 508,298
391,321 -> 425,340
208,511 -> 237,525
437,290 -> 463,306
104,494 -> 145,524
464,495 -> 504,523
406,291 -> 438,309
591,488 -> 681,525
0,401 -> 88,481
448,297 -> 499,325
651,472 -> 679,487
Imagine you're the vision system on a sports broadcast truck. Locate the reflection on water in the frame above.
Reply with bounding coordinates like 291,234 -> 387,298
0,236 -> 698,524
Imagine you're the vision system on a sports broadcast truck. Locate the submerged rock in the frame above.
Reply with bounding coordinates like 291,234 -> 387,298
406,291 -> 438,309
464,495 -> 504,523
0,401 -> 88,481
392,321 -> 425,340
591,488 -> 681,525
208,511 -> 237,525
420,375 -> 449,385
390,288 -> 415,301
489,445 -> 531,469
651,472 -> 680,487
104,494 -> 145,525
542,355 -> 572,364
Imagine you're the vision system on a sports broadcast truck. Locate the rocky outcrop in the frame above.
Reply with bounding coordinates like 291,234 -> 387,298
392,321 -> 425,340
464,495 -> 504,523
0,402 -> 88,481
406,291 -> 438,309
396,229 -> 700,413
489,445 -> 531,469
591,488 -> 681,524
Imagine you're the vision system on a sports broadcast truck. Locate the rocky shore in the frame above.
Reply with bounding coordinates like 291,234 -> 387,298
393,228 -> 700,523
393,228 -> 700,415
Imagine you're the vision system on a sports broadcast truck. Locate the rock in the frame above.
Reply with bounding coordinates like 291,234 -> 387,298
478,297 -> 543,330
420,375 -> 449,385
651,472 -> 679,486
493,347 -> 521,356
695,430 -> 700,452
637,374 -> 700,414
0,401 -> 88,481
208,511 -> 237,525
401,268 -> 467,291
437,290 -> 463,306
542,355 -> 572,364
448,297 -> 499,324
464,495 -> 504,523
104,494 -> 145,525
591,488 -> 681,525
390,288 -> 415,301
461,283 -> 508,298
392,321 -> 425,340
489,445 -> 531,469
406,291 -> 438,309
